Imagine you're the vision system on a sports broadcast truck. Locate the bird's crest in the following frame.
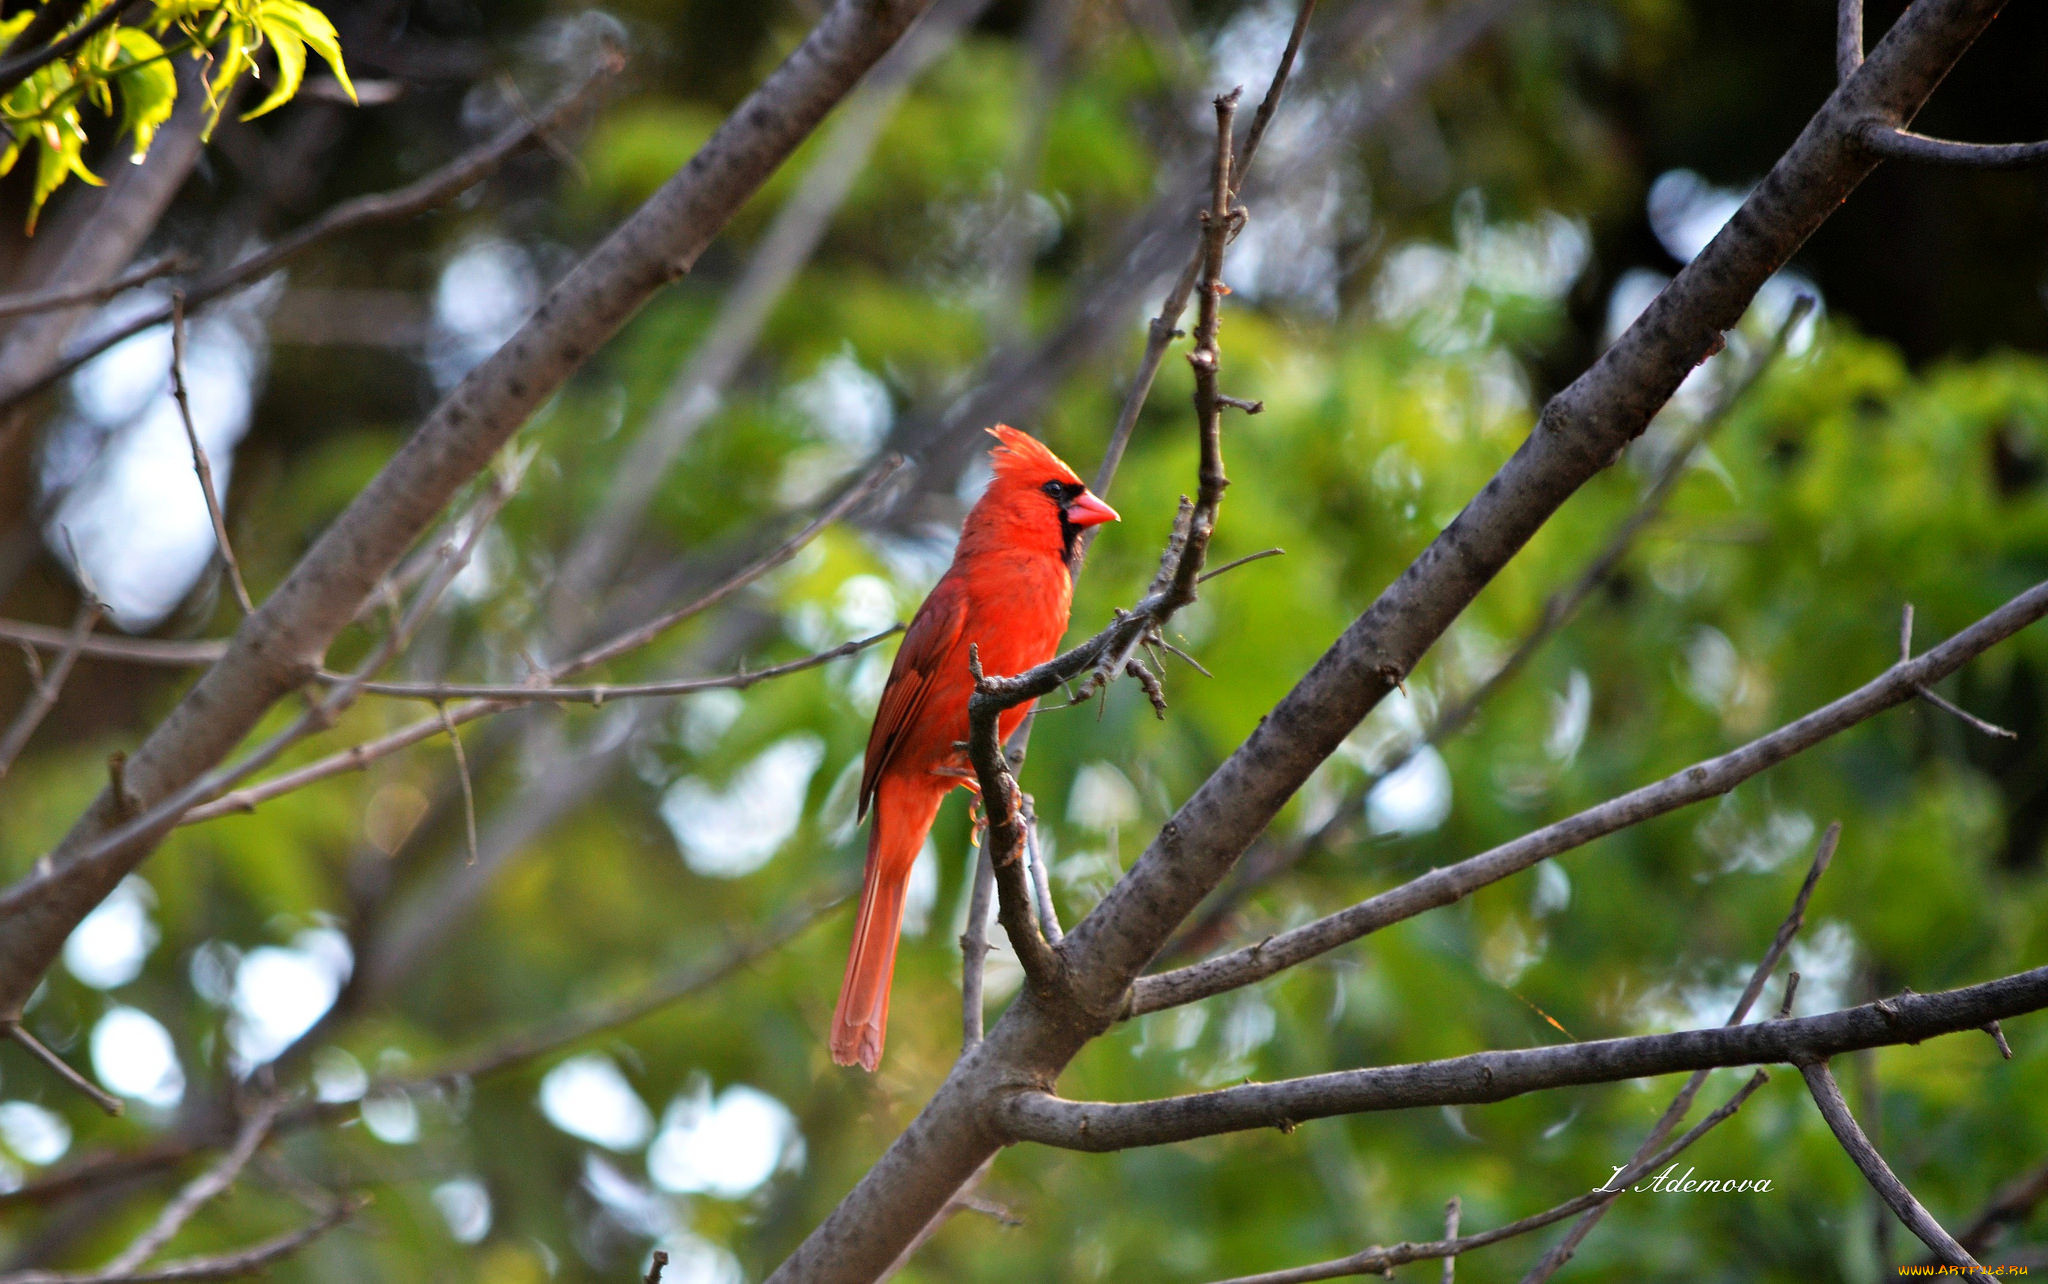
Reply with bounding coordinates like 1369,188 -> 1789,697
987,424 -> 1083,487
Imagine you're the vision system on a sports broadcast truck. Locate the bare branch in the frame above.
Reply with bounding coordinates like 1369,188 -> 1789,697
0,1200 -> 355,1284
1517,822 -> 1839,1282
1001,966 -> 2048,1151
0,597 -> 105,779
169,294 -> 253,616
1166,296 -> 1810,960
1838,0 -> 1864,81
961,845 -> 995,1048
0,621 -> 222,668
100,1100 -> 281,1275
1201,1073 -> 1768,1284
184,461 -> 901,823
1440,1198 -> 1460,1284
1,1021 -> 121,1116
0,55 -> 625,410
1798,1060 -> 1991,1277
1131,579 -> 2048,1016
1857,119 -> 2048,168
0,255 -> 188,323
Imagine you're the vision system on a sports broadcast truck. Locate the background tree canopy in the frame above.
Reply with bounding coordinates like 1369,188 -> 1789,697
0,0 -> 2043,1281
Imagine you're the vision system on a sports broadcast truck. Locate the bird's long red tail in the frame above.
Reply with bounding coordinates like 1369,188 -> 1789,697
832,786 -> 942,1071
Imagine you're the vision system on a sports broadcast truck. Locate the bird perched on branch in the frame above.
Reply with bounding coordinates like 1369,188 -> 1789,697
832,425 -> 1119,1071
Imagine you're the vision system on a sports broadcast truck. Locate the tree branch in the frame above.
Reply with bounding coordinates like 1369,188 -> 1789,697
1798,1060 -> 1991,1277
1002,965 -> 2048,1151
1201,1072 -> 1769,1284
1856,119 -> 2048,168
0,1200 -> 355,1284
1130,577 -> 2048,1017
168,294 -> 253,615
0,52 -> 625,413
0,596 -> 104,779
99,1100 -> 281,1276
1516,822 -> 1839,1282
767,4 -> 2012,1278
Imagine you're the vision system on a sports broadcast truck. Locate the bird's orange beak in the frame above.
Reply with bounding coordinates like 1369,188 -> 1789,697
1064,490 -> 1120,528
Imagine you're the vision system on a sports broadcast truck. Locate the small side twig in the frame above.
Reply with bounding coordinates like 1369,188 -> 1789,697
171,293 -> 254,615
1518,823 -> 1838,1282
1902,603 -> 2015,738
1837,0 -> 1863,82
0,254 -> 188,323
644,1249 -> 668,1284
0,595 -> 105,778
1441,1197 -> 1461,1284
436,703 -> 479,866
961,844 -> 995,1049
101,1099 -> 282,1274
1,1021 -> 121,1116
1797,1059 -> 1990,1278
1856,119 -> 2048,169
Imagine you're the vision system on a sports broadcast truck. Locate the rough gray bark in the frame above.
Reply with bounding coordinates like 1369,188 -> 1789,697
0,0 -> 939,1018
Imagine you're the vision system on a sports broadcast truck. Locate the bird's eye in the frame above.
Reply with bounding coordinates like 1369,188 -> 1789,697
1042,480 -> 1065,499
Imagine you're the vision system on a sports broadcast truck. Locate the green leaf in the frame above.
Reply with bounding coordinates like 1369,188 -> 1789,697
255,0 -> 353,103
239,14 -> 304,121
111,28 -> 175,159
27,112 -> 101,233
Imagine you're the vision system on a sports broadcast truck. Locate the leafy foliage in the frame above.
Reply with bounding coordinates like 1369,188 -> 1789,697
0,0 -> 353,229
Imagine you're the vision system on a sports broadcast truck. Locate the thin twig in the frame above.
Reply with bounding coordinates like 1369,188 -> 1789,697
435,704 -> 479,866
1131,575 -> 2048,1018
961,844 -> 995,1048
0,255 -> 188,323
0,1200 -> 356,1284
0,596 -> 104,778
2,1021 -> 121,1116
1856,119 -> 2048,168
645,1250 -> 668,1284
1165,298 -> 1810,962
1837,0 -> 1864,81
1200,1074 -> 1767,1284
1797,1060 -> 1991,1278
170,294 -> 253,615
1903,600 -> 2015,736
1441,1197 -> 1461,1284
1196,547 -> 1283,584
0,620 -> 222,667
101,1099 -> 281,1274
1517,822 -> 1839,1282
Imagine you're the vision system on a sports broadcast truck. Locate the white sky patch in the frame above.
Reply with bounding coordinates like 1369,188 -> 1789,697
188,940 -> 240,1007
430,236 -> 539,388
229,929 -> 351,1068
1680,625 -> 1741,711
433,1176 -> 493,1245
63,876 -> 158,990
1545,669 -> 1592,764
902,841 -> 939,938
1532,861 -> 1572,918
674,689 -> 745,756
539,1054 -> 653,1152
789,349 -> 893,453
91,1006 -> 185,1109
313,1046 -> 368,1103
648,1238 -> 744,1284
833,574 -> 898,638
1787,919 -> 1856,1015
47,305 -> 259,631
1604,267 -> 1671,346
662,734 -> 826,878
647,1078 -> 803,1199
361,1092 -> 419,1145
1210,0 -> 1298,116
1647,169 -> 1750,263
1366,745 -> 1452,836
1067,762 -> 1140,831
0,1101 -> 70,1165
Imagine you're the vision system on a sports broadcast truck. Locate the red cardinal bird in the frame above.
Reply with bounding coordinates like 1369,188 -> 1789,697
831,425 -> 1119,1071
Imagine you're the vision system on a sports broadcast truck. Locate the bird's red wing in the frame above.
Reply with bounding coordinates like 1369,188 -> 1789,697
858,575 -> 967,820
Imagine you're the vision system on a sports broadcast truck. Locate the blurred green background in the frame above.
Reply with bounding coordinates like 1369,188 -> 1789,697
0,0 -> 2045,1280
